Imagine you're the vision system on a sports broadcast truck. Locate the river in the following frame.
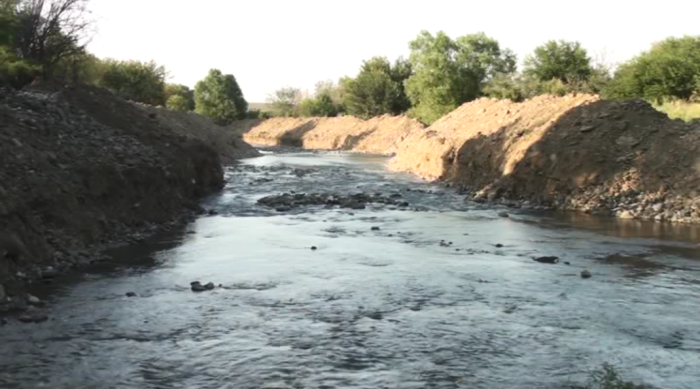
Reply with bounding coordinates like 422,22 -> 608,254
1,150 -> 699,389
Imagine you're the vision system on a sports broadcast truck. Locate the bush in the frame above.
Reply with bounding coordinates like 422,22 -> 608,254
267,86 -> 301,117
195,68 -> 248,123
654,100 -> 700,122
299,93 -> 340,117
524,40 -> 593,84
164,83 -> 194,111
99,59 -> 167,105
246,109 -> 271,119
605,36 -> 700,102
342,56 -> 411,118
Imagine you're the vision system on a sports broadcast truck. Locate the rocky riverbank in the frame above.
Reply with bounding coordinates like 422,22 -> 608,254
0,85 -> 257,313
234,95 -> 700,224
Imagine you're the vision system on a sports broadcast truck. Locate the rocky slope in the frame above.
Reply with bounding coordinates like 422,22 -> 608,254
0,85 -> 256,308
241,115 -> 425,155
389,95 -> 700,223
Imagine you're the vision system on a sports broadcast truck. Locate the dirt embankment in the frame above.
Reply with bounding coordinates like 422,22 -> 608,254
240,115 -> 425,155
390,95 -> 700,223
0,85 -> 256,306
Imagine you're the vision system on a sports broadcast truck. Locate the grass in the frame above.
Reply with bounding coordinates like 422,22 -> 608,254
654,100 -> 700,122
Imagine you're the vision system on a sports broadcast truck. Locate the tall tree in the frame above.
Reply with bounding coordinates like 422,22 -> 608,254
405,31 -> 516,124
523,40 -> 593,84
13,0 -> 92,77
195,68 -> 248,122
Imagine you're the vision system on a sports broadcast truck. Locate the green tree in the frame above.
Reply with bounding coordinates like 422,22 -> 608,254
99,59 -> 167,105
13,0 -> 92,77
267,86 -> 301,117
164,83 -> 194,111
523,40 -> 593,84
342,56 -> 412,118
405,31 -> 516,124
195,68 -> 248,122
605,36 -> 700,102
0,1 -> 39,87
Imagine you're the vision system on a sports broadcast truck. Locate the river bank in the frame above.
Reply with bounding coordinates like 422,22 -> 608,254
239,95 -> 700,225
0,85 -> 257,312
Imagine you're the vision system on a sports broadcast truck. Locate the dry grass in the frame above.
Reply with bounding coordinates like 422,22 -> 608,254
654,101 -> 700,122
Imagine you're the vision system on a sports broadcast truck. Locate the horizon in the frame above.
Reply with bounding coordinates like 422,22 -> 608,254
87,0 -> 700,102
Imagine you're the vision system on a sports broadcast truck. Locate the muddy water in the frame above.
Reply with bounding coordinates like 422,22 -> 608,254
1,150 -> 699,389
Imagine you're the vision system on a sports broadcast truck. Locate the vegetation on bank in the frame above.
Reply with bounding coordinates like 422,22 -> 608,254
2,0 -> 699,126
0,0 -> 249,123
267,33 -> 700,124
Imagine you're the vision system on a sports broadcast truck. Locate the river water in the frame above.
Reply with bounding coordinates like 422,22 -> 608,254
1,150 -> 699,389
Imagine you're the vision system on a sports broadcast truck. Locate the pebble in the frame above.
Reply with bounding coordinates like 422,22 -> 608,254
27,295 -> 41,305
126,292 -> 138,298
311,246 -> 318,251
581,270 -> 592,279
495,244 -> 504,248
190,282 -> 207,292
18,314 -> 48,324
371,226 -> 380,231
533,256 -> 559,264
498,212 -> 510,218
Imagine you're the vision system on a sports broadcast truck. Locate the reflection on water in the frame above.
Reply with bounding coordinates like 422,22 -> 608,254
0,150 -> 699,389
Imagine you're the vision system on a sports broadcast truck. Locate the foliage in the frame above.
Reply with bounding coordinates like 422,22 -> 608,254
299,93 -> 339,117
405,31 -> 516,123
267,86 -> 301,117
194,68 -> 248,123
246,109 -> 270,119
164,83 -> 194,111
341,56 -> 412,119
524,40 -> 593,84
575,364 -> 646,389
50,51 -> 104,85
605,36 -> 700,102
99,59 -> 166,105
13,0 -> 92,77
0,0 -> 39,87
654,100 -> 700,122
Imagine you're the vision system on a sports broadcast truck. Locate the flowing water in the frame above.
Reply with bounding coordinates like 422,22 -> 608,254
1,150 -> 699,389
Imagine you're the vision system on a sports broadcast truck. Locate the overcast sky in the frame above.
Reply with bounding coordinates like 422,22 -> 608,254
88,0 -> 699,102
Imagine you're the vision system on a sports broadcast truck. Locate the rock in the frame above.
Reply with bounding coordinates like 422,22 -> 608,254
18,314 -> 48,323
498,211 -> 510,218
371,226 -> 380,231
0,284 -> 5,302
204,282 -> 215,291
495,244 -> 504,248
617,210 -> 635,219
207,209 -> 218,216
652,203 -> 664,212
581,270 -> 592,279
27,295 -> 41,305
1,318 -> 7,326
533,256 -> 559,264
191,282 -> 206,292
564,261 -> 571,265
125,292 -> 138,298
311,246 -> 318,251
41,267 -> 60,279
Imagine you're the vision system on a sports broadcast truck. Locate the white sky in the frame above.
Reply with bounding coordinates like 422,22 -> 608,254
88,0 -> 699,102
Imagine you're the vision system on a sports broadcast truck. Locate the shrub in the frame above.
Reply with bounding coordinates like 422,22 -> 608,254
194,68 -> 248,123
99,59 -> 167,105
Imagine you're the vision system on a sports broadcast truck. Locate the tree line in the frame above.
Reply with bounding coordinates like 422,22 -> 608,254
0,0 -> 251,123
268,32 -> 700,124
2,0 -> 699,125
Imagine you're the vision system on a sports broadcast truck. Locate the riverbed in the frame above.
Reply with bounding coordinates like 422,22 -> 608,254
1,150 -> 699,389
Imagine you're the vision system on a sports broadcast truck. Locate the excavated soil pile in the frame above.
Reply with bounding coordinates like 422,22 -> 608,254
390,94 -> 700,223
138,105 -> 259,163
241,115 -> 425,155
0,85 -> 252,301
